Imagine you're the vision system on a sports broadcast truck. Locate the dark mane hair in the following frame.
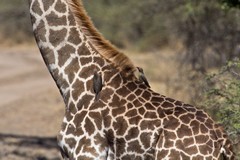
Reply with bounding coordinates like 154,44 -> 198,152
67,0 -> 136,77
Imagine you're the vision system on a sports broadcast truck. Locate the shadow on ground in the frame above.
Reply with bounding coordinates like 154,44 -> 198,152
0,133 -> 62,160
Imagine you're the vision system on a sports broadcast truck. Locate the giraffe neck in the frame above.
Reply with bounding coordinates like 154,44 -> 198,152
28,1 -> 235,159
29,0 -> 110,105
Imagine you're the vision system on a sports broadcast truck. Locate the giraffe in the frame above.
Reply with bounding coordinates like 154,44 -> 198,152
28,0 -> 235,159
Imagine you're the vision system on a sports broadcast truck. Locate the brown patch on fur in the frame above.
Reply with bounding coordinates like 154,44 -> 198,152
66,0 -> 137,78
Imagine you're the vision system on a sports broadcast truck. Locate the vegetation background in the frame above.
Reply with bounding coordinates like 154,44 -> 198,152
0,0 -> 239,159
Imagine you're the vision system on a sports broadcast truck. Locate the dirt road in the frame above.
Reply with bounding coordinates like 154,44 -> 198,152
0,46 -> 64,160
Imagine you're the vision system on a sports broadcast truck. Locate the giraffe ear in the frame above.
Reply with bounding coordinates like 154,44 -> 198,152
67,0 -> 137,78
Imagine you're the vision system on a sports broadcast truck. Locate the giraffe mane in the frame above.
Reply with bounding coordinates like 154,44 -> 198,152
67,0 -> 137,77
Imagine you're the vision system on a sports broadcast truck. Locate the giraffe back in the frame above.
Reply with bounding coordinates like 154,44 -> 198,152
59,68 -> 235,159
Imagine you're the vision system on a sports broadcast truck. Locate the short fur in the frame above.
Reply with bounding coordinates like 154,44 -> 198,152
67,0 -> 137,77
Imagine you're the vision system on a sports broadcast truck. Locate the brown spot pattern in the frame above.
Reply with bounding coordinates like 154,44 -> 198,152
29,0 -> 235,158
49,28 -> 67,46
46,12 -> 67,26
55,0 -> 67,13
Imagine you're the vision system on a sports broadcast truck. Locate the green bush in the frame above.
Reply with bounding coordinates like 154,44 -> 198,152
201,58 -> 240,157
220,0 -> 240,8
0,0 -> 239,57
84,0 -> 240,68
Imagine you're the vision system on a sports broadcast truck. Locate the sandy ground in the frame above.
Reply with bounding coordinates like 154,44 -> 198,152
0,46 -> 64,160
0,45 -> 181,160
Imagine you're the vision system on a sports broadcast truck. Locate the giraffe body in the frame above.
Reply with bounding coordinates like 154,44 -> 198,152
28,0 -> 235,159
